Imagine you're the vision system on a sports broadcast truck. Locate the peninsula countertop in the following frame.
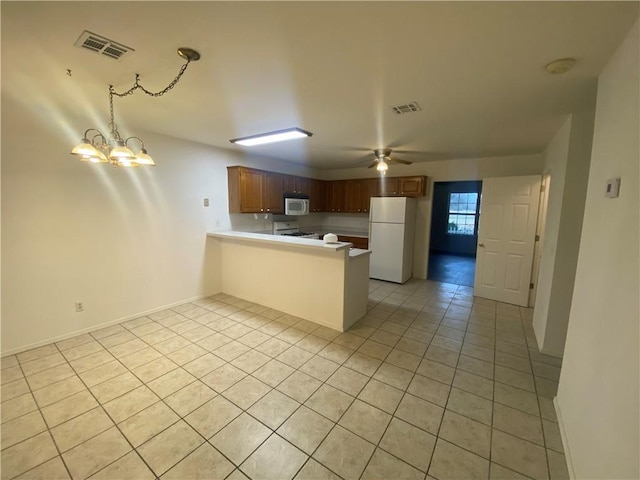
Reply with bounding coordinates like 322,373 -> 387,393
207,230 -> 371,257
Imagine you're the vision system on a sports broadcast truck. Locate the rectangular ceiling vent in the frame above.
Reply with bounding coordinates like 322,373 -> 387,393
391,102 -> 422,115
74,30 -> 134,60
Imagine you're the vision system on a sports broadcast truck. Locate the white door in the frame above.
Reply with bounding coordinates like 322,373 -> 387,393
474,175 -> 541,306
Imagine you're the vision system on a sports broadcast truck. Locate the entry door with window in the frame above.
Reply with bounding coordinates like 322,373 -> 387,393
474,175 -> 541,306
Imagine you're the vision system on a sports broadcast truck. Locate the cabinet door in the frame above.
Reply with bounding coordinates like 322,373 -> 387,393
327,181 -> 346,212
345,180 -> 363,213
264,173 -> 284,213
361,179 -> 378,213
239,169 -> 265,212
283,175 -> 309,194
399,176 -> 425,196
379,177 -> 400,196
283,175 -> 297,194
309,179 -> 326,212
296,177 -> 310,195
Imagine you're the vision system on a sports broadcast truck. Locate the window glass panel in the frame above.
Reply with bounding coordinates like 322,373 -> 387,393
447,191 -> 479,235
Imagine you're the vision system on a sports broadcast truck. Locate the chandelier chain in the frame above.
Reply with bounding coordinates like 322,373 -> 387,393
108,59 -> 193,136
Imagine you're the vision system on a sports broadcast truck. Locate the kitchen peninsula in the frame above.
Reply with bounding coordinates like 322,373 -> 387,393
206,231 -> 371,331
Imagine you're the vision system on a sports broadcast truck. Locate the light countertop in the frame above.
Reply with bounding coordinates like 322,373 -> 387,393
208,231 -> 353,252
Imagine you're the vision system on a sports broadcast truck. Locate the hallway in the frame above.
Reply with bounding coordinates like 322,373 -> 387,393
428,253 -> 476,287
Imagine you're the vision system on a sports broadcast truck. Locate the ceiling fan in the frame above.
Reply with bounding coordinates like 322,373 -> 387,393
368,149 -> 413,171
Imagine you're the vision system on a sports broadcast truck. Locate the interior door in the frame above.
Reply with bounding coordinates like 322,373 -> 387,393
474,175 -> 541,306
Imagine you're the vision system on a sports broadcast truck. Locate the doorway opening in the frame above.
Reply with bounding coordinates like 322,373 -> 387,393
428,181 -> 482,287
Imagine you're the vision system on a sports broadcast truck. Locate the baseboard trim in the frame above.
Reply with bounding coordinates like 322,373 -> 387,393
553,396 -> 576,479
1,292 -> 219,358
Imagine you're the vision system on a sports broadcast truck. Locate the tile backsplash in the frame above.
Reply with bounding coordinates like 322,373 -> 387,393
299,213 -> 369,233
230,212 -> 369,235
229,214 -> 274,234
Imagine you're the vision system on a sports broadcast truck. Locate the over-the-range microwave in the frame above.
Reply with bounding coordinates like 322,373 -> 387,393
284,194 -> 309,216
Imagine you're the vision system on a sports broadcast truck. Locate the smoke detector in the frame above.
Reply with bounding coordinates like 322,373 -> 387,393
545,58 -> 576,74
74,30 -> 134,60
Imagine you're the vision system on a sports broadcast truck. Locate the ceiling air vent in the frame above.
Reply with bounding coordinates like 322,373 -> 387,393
74,30 -> 134,60
391,102 -> 422,115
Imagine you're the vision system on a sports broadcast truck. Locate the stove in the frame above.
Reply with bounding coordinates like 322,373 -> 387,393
273,221 -> 320,239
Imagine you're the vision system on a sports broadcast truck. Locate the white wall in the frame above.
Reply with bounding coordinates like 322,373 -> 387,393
533,83 -> 597,357
0,95 -> 319,354
556,20 -> 639,479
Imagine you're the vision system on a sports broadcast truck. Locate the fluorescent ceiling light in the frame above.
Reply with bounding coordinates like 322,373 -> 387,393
230,127 -> 313,146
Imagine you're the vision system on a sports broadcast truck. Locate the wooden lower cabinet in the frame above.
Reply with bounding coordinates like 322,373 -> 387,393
337,235 -> 369,249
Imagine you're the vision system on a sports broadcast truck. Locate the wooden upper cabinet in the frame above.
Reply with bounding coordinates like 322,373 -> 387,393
309,179 -> 326,212
236,168 -> 264,213
345,179 -> 377,213
264,173 -> 284,213
398,176 -> 426,196
361,179 -> 379,213
326,180 -> 346,212
284,175 -> 309,195
344,180 -> 362,213
377,176 -> 426,197
379,177 -> 400,196
228,165 -> 426,214
228,166 -> 284,214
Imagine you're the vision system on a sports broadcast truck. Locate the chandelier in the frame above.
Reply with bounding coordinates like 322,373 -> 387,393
71,47 -> 200,167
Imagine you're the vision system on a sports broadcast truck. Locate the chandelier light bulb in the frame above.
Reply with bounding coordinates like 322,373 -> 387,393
134,148 -> 155,166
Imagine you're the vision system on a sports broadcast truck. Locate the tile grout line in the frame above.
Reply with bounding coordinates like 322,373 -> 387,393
2,281 -> 558,480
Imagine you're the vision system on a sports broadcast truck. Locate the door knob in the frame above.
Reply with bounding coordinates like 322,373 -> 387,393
479,242 -> 485,247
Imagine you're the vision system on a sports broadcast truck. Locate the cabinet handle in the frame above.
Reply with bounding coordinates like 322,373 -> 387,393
261,209 -> 264,212
266,208 -> 270,212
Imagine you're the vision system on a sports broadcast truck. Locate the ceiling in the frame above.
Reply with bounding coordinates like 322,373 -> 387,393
2,2 -> 638,170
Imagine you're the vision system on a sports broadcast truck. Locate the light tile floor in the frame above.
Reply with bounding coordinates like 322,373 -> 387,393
0,279 -> 569,480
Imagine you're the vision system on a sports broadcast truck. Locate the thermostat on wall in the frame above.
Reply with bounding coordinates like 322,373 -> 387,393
605,177 -> 621,198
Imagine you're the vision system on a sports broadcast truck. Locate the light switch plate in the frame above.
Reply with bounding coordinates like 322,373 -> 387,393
605,178 -> 620,198
204,198 -> 210,207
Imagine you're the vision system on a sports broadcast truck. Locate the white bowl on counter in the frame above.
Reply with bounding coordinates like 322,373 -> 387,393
323,233 -> 338,244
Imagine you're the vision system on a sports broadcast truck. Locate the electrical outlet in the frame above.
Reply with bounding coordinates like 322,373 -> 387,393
204,198 -> 210,207
75,302 -> 84,312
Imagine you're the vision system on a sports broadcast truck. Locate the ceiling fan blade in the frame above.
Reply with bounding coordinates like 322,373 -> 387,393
367,161 -> 378,168
388,157 -> 413,165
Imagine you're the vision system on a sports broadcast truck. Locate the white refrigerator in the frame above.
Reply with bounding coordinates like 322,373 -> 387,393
368,197 -> 416,283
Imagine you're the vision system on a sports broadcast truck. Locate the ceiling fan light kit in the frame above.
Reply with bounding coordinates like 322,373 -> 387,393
70,47 -> 201,167
368,148 -> 412,172
376,159 -> 389,172
229,127 -> 313,146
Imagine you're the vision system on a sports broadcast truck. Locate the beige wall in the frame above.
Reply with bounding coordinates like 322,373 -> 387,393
533,117 -> 572,346
533,84 -> 597,357
323,155 -> 544,279
2,111 -> 542,355
556,20 -> 639,479
0,95 -> 320,354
